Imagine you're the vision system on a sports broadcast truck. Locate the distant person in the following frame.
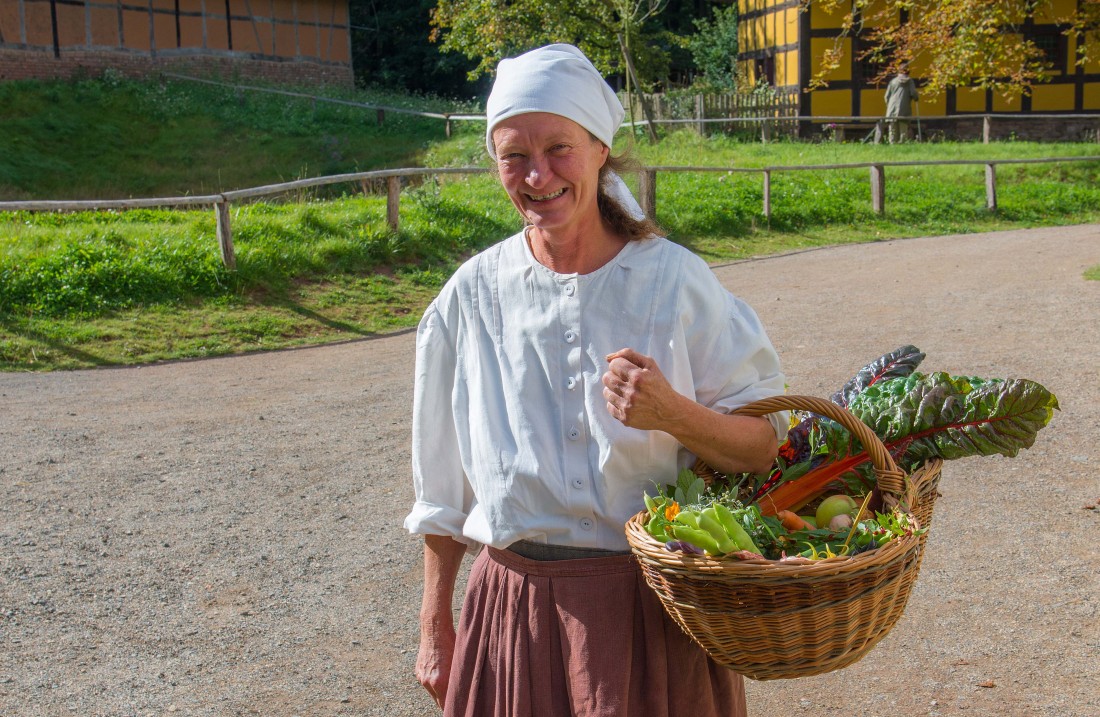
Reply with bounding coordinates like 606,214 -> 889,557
884,63 -> 919,144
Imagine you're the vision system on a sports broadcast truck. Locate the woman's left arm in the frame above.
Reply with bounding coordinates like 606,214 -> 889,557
602,348 -> 778,475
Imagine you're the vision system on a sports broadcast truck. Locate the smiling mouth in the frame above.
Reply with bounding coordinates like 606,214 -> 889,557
527,188 -> 566,202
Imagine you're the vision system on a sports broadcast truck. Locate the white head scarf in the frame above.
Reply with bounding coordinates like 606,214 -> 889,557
485,44 -> 645,220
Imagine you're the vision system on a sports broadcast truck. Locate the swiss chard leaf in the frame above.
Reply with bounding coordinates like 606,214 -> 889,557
831,345 -> 927,408
751,371 -> 1059,515
848,372 -> 1060,470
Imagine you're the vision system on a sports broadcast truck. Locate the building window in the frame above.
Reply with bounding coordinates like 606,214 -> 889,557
858,52 -> 890,87
754,55 -> 775,86
1030,30 -> 1067,74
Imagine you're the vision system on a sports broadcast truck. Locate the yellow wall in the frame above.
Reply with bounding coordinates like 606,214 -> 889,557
811,37 -> 852,81
811,89 -> 851,117
1084,83 -> 1100,110
810,0 -> 847,30
993,92 -> 1023,112
861,0 -> 899,29
861,90 -> 885,116
740,5 -> 799,53
1030,83 -> 1076,111
956,88 -> 987,113
777,49 -> 798,87
917,91 -> 946,116
1033,0 -> 1077,24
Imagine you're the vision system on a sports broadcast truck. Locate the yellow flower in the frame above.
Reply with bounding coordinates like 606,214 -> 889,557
664,502 -> 680,521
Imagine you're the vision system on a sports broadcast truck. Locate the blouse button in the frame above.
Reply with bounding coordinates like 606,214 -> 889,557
567,426 -> 580,440
564,283 -> 576,296
564,330 -> 576,343
572,478 -> 584,489
566,376 -> 577,390
580,518 -> 594,530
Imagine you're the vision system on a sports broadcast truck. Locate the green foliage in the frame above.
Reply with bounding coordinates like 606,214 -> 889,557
348,0 -> 487,98
428,0 -> 675,86
1086,265 -> 1100,281
687,4 -> 740,91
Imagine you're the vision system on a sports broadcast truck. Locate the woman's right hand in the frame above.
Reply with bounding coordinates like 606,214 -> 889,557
416,618 -> 456,709
417,534 -> 466,710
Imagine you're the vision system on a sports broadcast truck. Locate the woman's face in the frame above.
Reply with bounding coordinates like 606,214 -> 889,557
491,112 -> 609,237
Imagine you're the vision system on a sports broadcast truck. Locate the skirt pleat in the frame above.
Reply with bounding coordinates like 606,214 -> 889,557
444,547 -> 746,717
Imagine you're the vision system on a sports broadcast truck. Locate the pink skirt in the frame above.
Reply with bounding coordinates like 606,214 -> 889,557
443,546 -> 746,717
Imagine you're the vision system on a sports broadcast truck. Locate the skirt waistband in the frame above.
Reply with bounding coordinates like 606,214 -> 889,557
505,539 -> 631,562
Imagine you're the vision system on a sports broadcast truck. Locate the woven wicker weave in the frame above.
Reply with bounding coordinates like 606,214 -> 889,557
625,395 -> 940,681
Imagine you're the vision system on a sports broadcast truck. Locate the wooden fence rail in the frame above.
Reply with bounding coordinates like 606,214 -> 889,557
2,157 -> 1097,268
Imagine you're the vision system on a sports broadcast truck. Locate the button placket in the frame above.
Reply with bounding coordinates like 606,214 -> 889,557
559,276 -> 593,532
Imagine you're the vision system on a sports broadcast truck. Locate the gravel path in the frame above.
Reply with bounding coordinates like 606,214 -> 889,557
2,225 -> 1098,717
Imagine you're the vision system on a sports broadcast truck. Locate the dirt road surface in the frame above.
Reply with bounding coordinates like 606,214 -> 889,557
2,225 -> 1098,717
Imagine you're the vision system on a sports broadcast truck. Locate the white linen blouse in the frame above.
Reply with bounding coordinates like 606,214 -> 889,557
403,230 -> 787,551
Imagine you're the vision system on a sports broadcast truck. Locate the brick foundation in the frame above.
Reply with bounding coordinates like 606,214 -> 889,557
0,48 -> 353,88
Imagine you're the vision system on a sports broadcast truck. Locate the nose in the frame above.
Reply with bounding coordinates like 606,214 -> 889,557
525,154 -> 552,189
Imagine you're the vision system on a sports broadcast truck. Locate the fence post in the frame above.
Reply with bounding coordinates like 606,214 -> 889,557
874,120 -> 883,144
985,163 -> 997,211
445,114 -> 452,138
386,176 -> 401,232
214,198 -> 236,270
762,118 -> 772,144
639,169 -> 657,220
377,109 -> 385,127
762,169 -> 772,219
695,94 -> 705,136
870,164 -> 885,215
983,115 -> 991,144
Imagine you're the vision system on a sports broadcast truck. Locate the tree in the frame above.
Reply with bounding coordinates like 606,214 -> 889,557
687,4 -> 739,91
430,1 -> 675,139
428,0 -> 672,86
348,0 -> 487,98
808,0 -> 1100,97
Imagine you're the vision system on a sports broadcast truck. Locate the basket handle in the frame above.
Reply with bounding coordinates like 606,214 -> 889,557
729,395 -> 912,511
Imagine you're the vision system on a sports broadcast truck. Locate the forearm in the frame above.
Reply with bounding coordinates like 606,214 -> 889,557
659,395 -> 778,476
420,534 -> 466,631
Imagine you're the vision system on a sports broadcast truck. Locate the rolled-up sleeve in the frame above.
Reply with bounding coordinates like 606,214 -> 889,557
709,293 -> 788,441
683,263 -> 788,441
403,302 -> 474,540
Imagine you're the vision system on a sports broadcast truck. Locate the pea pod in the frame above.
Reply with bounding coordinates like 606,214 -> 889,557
643,492 -> 660,516
673,510 -> 701,530
645,514 -> 670,542
669,524 -> 722,556
711,503 -> 762,554
698,507 -> 739,554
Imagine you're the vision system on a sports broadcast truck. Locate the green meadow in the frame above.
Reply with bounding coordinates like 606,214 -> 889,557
2,76 -> 1099,370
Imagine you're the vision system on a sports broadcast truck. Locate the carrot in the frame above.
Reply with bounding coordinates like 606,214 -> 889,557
756,453 -> 868,516
777,510 -> 815,532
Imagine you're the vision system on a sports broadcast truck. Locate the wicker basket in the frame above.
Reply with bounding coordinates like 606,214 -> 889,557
625,395 -> 939,681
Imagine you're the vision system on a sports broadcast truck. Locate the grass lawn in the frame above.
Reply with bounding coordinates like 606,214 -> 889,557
2,76 -> 1099,371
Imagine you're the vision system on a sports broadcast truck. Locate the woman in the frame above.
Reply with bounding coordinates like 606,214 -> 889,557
404,44 -> 787,717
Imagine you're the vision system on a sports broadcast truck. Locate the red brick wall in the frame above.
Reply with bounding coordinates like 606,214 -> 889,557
0,0 -> 353,87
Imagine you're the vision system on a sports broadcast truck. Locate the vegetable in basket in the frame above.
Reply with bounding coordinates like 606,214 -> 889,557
748,347 -> 1059,515
640,480 -> 919,561
637,347 -> 1057,562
